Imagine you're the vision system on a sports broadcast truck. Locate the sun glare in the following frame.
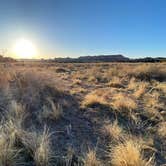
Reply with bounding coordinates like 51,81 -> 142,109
13,39 -> 37,59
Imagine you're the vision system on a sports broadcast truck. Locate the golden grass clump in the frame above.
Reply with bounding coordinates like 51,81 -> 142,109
82,92 -> 107,107
4,101 -> 27,146
9,100 -> 26,119
87,75 -> 97,82
84,150 -> 102,166
0,101 -> 25,165
70,87 -> 87,95
4,119 -> 24,146
110,139 -> 154,166
112,93 -> 137,112
0,132 -> 22,166
157,122 -> 166,138
103,121 -> 123,141
72,78 -> 82,85
106,66 -> 122,78
34,127 -> 53,166
82,88 -> 116,108
127,77 -> 138,90
156,82 -> 166,93
108,77 -> 125,89
143,92 -> 164,120
133,82 -> 148,99
19,127 -> 53,166
41,98 -> 63,121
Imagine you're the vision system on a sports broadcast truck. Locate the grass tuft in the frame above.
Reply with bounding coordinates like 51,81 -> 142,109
84,149 -> 102,166
110,138 -> 154,166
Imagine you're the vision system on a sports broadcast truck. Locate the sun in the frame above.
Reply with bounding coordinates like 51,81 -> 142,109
13,38 -> 37,59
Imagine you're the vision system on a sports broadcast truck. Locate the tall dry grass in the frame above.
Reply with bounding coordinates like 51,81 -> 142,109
110,138 -> 155,166
84,149 -> 102,166
0,62 -> 165,165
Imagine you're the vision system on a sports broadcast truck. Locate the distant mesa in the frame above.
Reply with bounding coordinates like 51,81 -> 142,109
53,54 -> 166,63
53,54 -> 129,63
78,54 -> 129,62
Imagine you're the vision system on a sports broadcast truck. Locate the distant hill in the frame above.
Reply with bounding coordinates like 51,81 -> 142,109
0,55 -> 16,62
53,54 -> 130,63
78,54 -> 129,62
52,55 -> 166,63
130,57 -> 166,63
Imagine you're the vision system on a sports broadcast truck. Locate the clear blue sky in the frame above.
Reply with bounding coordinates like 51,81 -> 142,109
0,0 -> 166,58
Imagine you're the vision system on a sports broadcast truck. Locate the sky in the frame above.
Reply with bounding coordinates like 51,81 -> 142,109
0,0 -> 166,58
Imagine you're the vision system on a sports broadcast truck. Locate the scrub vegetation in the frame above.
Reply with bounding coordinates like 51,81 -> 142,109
0,62 -> 165,165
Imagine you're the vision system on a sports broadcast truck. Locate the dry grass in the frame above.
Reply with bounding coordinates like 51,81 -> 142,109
8,100 -> 26,120
34,127 -> 53,166
128,64 -> 166,81
4,101 -> 27,146
84,150 -> 102,166
0,101 -> 26,165
12,127 -> 53,166
108,77 -> 125,89
82,88 -> 116,108
70,87 -> 87,95
103,120 -> 123,141
112,93 -> 137,113
55,67 -> 68,73
0,62 -> 165,165
133,82 -> 149,99
82,91 -> 107,107
110,138 -> 154,166
156,82 -> 166,93
40,98 -> 63,121
72,79 -> 82,85
143,92 -> 164,120
157,122 -> 166,138
0,131 -> 22,166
